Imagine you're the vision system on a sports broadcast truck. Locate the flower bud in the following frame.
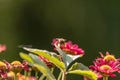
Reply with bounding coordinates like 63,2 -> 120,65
10,61 -> 23,73
0,61 -> 7,71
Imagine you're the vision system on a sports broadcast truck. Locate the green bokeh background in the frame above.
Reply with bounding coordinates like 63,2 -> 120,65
0,0 -> 120,80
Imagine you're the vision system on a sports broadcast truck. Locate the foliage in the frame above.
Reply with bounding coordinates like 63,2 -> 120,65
0,38 -> 120,80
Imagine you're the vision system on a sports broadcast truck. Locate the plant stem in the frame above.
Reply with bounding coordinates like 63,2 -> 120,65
39,75 -> 45,80
103,76 -> 108,80
35,71 -> 38,79
61,70 -> 66,80
24,71 -> 27,80
14,73 -> 17,80
57,71 -> 62,80
51,68 -> 54,73
28,71 -> 31,77
83,76 -> 89,80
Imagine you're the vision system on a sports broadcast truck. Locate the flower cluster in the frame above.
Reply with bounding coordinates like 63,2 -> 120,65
0,60 -> 37,80
89,52 -> 120,79
0,38 -> 120,80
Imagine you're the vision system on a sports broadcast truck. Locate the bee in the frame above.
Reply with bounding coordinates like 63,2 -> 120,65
56,38 -> 66,45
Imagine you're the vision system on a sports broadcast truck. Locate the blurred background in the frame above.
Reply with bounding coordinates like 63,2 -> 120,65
0,0 -> 120,80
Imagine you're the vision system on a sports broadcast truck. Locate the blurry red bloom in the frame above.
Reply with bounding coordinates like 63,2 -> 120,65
52,38 -> 84,55
89,52 -> 120,78
6,71 -> 15,80
0,44 -> 6,53
17,73 -> 36,80
10,61 -> 23,73
22,60 -> 30,72
39,56 -> 54,68
0,61 -> 7,79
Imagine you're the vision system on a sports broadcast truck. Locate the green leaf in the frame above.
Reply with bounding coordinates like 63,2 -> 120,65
20,52 -> 56,80
68,62 -> 89,71
34,64 -> 56,80
68,70 -> 98,80
68,63 -> 97,80
29,53 -> 56,80
55,45 -> 81,68
23,47 -> 65,70
55,45 -> 68,67
19,52 -> 34,63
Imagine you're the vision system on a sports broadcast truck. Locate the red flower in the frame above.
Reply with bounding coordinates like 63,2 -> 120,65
0,44 -> 6,53
89,52 -> 120,78
17,73 -> 36,80
0,61 -> 7,79
10,61 -> 23,73
39,56 -> 54,68
52,38 -> 84,56
22,60 -> 31,72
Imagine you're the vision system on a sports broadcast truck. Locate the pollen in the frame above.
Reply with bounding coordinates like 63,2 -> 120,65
0,61 -> 6,70
104,55 -> 116,62
100,65 -> 111,71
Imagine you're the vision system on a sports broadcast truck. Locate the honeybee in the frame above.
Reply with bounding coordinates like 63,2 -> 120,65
56,38 -> 66,45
